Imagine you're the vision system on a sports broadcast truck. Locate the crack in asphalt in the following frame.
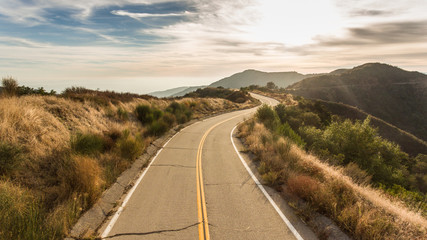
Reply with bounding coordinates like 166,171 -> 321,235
103,222 -> 199,239
151,164 -> 195,169
163,146 -> 198,150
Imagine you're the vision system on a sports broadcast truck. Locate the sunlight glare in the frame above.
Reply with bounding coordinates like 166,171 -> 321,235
247,0 -> 343,46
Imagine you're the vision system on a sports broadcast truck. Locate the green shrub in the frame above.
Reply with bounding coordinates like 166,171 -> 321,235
117,134 -> 144,161
71,132 -> 104,156
301,112 -> 322,128
0,142 -> 23,176
161,112 -> 176,126
412,154 -> 427,192
166,102 -> 181,113
299,126 -> 323,148
274,100 -> 330,130
256,105 -> 279,130
152,108 -> 163,120
135,105 -> 163,125
147,120 -> 169,137
276,122 -> 306,148
166,102 -> 192,124
135,105 -> 154,125
300,117 -> 410,188
116,107 -> 129,121
274,104 -> 287,123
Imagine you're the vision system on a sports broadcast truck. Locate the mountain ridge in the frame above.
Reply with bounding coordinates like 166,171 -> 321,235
287,63 -> 427,141
209,69 -> 310,89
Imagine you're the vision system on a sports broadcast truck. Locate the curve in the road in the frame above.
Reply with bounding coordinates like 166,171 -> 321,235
99,93 -> 312,240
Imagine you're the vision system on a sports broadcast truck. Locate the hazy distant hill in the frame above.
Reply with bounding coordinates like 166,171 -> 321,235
170,86 -> 206,97
148,86 -> 190,98
287,63 -> 427,141
329,69 -> 349,75
149,86 -> 206,98
209,69 -> 311,89
149,69 -> 313,98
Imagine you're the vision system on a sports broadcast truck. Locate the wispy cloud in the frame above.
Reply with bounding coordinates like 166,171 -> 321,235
111,10 -> 193,19
313,20 -> 427,46
350,9 -> 392,17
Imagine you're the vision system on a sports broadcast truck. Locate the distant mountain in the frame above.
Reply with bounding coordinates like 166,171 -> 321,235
287,63 -> 427,141
148,86 -> 191,98
148,86 -> 206,98
171,86 -> 206,97
149,69 -> 318,98
209,69 -> 313,89
329,69 -> 349,75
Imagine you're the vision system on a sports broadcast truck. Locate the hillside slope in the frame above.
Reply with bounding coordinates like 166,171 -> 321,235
171,85 -> 206,97
148,86 -> 190,98
0,87 -> 256,239
316,100 -> 427,156
210,69 -> 310,88
287,63 -> 427,141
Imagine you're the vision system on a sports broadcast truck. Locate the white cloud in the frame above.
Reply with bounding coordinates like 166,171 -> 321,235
111,10 -> 193,19
0,0 -> 175,24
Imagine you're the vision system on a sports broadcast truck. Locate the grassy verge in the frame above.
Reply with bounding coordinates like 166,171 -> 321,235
0,80 -> 257,239
238,105 -> 427,239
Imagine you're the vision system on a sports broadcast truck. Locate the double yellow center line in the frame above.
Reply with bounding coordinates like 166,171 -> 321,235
196,125 -> 211,240
196,115 -> 242,240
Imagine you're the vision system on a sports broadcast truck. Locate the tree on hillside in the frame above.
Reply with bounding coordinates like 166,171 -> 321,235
1,77 -> 18,96
266,81 -> 278,90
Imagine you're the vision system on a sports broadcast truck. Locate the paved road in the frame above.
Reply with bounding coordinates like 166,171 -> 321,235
99,94 -> 317,240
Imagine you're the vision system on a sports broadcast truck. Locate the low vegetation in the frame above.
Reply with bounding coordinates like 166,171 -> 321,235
238,101 -> 427,239
0,77 -> 257,239
184,87 -> 255,103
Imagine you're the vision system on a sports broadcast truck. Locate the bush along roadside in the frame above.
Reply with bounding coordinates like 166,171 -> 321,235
274,99 -> 427,213
0,128 -> 147,240
135,101 -> 193,137
237,104 -> 427,240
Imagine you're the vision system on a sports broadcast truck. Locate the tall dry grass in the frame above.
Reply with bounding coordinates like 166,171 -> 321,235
239,120 -> 427,239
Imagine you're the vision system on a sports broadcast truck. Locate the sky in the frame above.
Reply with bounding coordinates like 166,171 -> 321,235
0,0 -> 426,93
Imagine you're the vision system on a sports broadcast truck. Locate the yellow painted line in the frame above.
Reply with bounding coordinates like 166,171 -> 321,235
196,114 -> 242,240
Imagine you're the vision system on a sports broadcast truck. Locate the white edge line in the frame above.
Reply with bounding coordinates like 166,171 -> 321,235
230,125 -> 304,240
101,125 -> 191,238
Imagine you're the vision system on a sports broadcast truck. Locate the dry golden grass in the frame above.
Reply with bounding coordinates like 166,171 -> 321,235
291,146 -> 427,228
239,120 -> 427,239
70,155 -> 105,204
0,96 -> 69,159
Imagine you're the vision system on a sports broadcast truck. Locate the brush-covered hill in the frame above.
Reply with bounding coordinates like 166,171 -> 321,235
149,86 -> 207,98
287,63 -> 427,141
171,86 -> 206,97
209,69 -> 312,89
315,99 -> 427,156
184,87 -> 253,103
148,86 -> 190,98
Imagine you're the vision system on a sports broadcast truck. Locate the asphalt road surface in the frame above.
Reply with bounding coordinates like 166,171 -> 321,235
99,93 -> 317,240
